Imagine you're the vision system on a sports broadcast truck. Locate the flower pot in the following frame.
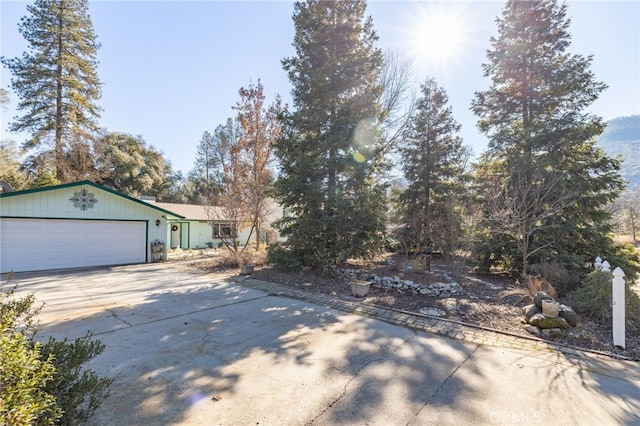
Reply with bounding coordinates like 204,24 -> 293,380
240,265 -> 254,275
541,300 -> 560,318
350,280 -> 371,297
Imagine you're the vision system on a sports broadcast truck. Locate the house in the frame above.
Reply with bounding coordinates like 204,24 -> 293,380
152,202 -> 244,250
0,181 -> 183,273
150,200 -> 285,250
0,181 -> 287,273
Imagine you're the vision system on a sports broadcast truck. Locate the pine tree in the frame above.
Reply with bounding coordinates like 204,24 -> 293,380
471,0 -> 625,279
1,0 -> 102,182
194,131 -> 215,182
273,0 -> 387,269
399,78 -> 469,255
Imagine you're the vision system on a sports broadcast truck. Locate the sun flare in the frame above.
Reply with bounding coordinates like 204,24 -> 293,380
403,2 -> 472,77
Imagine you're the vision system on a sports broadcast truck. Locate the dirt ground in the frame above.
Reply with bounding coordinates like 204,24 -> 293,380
185,253 -> 639,361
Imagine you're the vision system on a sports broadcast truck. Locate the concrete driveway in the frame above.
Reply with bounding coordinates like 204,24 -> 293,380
8,263 -> 640,425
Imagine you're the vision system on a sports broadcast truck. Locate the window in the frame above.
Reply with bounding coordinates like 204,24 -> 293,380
212,223 -> 236,238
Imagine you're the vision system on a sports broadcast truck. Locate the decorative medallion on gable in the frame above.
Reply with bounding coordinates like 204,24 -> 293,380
69,189 -> 98,211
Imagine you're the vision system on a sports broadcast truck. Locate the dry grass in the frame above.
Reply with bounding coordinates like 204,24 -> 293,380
498,275 -> 557,305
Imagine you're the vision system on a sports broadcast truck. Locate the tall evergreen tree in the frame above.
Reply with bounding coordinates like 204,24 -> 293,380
273,0 -> 387,269
471,0 -> 625,279
1,0 -> 102,182
194,131 -> 214,183
399,78 -> 469,255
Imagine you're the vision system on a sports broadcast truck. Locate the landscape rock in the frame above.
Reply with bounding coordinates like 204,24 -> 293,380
524,325 -> 541,336
542,328 -> 565,338
534,291 -> 555,308
522,304 -> 541,321
527,313 -> 570,329
420,307 -> 446,317
559,304 -> 579,327
335,267 -> 463,298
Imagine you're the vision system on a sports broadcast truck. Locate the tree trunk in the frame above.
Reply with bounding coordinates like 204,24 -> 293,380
55,12 -> 64,182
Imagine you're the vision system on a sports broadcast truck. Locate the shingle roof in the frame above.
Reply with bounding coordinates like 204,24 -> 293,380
153,202 -> 226,221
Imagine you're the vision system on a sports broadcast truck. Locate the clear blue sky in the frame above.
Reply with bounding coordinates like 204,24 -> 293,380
2,1 -> 639,176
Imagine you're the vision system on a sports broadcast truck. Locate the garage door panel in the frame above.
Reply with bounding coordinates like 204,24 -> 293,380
1,219 -> 146,273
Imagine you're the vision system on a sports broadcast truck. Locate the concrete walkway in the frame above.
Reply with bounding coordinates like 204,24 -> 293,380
8,263 -> 640,425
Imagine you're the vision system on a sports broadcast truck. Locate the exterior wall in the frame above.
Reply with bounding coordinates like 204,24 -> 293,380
0,184 -> 179,263
167,221 -> 212,249
166,221 -> 259,250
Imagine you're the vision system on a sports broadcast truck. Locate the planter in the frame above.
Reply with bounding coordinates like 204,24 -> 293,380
541,300 -> 560,318
240,265 -> 254,275
350,280 -> 371,298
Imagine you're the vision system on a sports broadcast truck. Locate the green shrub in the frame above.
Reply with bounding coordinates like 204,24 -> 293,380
568,270 -> 640,330
1,279 -> 62,425
40,334 -> 113,425
0,332 -> 61,425
1,277 -> 112,425
266,244 -> 303,272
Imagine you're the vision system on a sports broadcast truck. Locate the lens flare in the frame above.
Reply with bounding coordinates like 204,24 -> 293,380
352,117 -> 378,163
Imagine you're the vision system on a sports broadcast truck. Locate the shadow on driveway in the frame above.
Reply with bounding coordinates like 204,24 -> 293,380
8,264 -> 639,425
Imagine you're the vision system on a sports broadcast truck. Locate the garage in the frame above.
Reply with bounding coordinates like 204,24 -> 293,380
1,218 -> 146,272
0,181 -> 184,273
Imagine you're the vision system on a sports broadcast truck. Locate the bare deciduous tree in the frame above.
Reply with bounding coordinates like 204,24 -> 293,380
203,80 -> 283,265
485,167 -> 579,278
233,79 -> 283,250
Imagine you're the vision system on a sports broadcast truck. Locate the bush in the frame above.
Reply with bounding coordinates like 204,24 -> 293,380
0,331 -> 61,425
1,279 -> 61,425
1,277 -> 112,425
40,334 -> 113,425
530,262 -> 582,296
266,244 -> 303,272
568,270 -> 640,330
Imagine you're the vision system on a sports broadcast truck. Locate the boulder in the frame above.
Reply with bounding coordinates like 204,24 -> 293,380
527,313 -> 570,329
559,304 -> 579,327
522,304 -> 542,322
534,291 -> 555,308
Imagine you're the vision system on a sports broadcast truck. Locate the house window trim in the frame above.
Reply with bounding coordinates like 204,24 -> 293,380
211,222 -> 237,239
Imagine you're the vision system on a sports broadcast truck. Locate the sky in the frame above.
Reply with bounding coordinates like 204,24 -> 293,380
1,0 -> 639,176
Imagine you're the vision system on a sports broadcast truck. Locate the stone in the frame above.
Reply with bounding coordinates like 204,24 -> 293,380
542,328 -> 564,338
522,304 -> 541,322
541,299 -> 560,317
524,325 -> 541,336
420,307 -> 446,317
527,313 -> 569,329
534,291 -> 555,308
559,304 -> 578,327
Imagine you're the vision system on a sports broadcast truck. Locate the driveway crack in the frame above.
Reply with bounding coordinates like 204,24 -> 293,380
106,308 -> 132,327
306,331 -> 419,425
409,344 -> 480,424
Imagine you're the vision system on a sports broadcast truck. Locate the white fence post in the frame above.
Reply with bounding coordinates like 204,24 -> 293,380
612,267 -> 625,349
595,256 -> 602,270
601,260 -> 610,272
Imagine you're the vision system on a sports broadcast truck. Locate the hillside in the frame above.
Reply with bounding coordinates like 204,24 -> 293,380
597,115 -> 640,190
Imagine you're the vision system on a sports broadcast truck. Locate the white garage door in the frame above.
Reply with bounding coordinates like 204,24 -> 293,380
0,218 -> 146,273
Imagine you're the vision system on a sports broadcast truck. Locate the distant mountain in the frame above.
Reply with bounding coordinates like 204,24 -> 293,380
597,115 -> 640,190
